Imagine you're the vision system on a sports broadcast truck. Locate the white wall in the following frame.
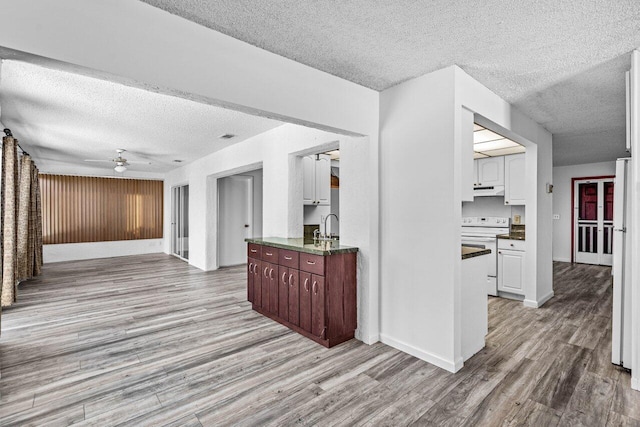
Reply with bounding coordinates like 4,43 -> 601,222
380,67 -> 459,371
44,239 -> 163,263
379,66 -> 553,373
552,161 -> 616,262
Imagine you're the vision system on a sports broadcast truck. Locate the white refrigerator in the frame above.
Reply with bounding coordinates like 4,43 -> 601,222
612,157 -> 632,368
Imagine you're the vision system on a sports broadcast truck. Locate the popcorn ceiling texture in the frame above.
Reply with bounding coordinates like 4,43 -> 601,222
141,0 -> 640,165
0,61 -> 283,174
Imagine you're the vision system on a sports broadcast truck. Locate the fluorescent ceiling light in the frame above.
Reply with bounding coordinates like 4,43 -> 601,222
473,124 -> 485,132
478,146 -> 527,157
474,152 -> 489,159
474,138 -> 520,152
473,129 -> 504,144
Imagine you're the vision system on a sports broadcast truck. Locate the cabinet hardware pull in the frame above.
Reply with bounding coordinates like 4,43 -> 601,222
250,249 -> 257,253
249,263 -> 253,272
265,252 -> 273,256
306,260 -> 316,265
304,278 -> 309,291
498,251 -> 502,254
510,244 -> 514,247
284,256 -> 292,260
264,267 -> 269,277
253,264 -> 257,274
282,272 -> 287,284
505,201 -> 509,204
270,268 -> 274,279
289,274 -> 293,286
313,281 -> 318,294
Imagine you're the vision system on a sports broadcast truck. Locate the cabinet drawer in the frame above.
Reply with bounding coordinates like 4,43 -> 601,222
261,246 -> 279,263
300,252 -> 324,275
279,249 -> 299,269
247,243 -> 261,258
498,239 -> 525,251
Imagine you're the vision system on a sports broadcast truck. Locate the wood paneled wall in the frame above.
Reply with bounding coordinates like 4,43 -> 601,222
39,175 -> 163,244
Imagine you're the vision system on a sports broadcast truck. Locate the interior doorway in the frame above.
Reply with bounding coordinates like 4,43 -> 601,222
572,177 -> 614,266
218,171 -> 262,267
171,184 -> 189,260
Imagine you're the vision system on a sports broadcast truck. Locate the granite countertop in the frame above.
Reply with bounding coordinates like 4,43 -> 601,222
462,246 -> 492,259
246,237 -> 358,255
497,233 -> 526,241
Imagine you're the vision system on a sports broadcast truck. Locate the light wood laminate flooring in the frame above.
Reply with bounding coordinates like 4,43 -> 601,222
0,255 -> 638,426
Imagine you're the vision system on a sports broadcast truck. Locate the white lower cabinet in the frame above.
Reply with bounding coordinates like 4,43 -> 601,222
497,240 -> 525,295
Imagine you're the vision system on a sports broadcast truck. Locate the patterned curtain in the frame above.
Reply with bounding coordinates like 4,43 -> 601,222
1,136 -> 19,307
32,164 -> 43,276
17,154 -> 32,280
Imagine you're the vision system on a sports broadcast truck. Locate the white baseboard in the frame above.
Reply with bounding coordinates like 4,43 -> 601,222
523,291 -> 555,308
553,257 -> 571,263
354,328 -> 380,345
380,333 -> 462,373
632,377 -> 640,391
44,239 -> 164,263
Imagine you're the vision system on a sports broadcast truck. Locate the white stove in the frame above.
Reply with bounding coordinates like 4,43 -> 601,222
461,217 -> 510,296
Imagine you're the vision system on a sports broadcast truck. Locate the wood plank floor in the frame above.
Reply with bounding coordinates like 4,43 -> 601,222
1,255 -> 638,426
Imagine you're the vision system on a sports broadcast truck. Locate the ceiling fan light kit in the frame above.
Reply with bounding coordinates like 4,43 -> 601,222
84,148 -> 151,173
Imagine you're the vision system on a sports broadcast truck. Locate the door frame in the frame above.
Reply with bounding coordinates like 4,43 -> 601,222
171,183 -> 190,261
216,174 -> 254,267
570,175 -> 615,263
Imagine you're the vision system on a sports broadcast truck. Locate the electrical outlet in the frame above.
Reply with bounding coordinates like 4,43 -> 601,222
553,214 -> 560,220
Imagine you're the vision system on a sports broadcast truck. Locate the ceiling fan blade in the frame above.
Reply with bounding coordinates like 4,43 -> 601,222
126,160 -> 152,165
84,159 -> 113,163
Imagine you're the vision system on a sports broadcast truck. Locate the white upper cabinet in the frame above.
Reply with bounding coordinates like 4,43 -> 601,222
303,154 -> 331,206
504,154 -> 526,205
474,156 -> 504,187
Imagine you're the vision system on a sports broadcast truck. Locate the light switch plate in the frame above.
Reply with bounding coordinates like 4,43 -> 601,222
553,214 -> 560,220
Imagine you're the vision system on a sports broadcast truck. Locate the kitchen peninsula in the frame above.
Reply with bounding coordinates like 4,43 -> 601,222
461,245 -> 491,361
245,237 -> 358,347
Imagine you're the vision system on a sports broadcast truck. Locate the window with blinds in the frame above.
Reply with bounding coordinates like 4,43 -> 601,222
39,174 -> 163,244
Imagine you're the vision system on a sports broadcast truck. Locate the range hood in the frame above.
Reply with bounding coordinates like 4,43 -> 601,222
473,185 -> 505,197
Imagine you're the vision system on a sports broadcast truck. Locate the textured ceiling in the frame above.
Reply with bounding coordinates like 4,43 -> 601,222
0,60 -> 282,175
140,0 -> 640,165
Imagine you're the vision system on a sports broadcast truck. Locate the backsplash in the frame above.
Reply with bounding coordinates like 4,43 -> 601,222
461,196 -> 525,224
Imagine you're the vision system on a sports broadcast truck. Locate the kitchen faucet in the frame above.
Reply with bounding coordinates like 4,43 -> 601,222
323,214 -> 339,239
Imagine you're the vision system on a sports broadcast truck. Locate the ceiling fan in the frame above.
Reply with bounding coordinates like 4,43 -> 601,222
84,149 -> 151,173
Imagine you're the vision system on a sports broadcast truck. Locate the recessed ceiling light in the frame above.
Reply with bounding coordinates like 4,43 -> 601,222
218,133 -> 236,140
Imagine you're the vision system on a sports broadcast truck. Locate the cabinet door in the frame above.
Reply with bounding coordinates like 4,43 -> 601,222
267,263 -> 278,314
261,263 -> 272,312
311,275 -> 326,339
248,258 -> 256,303
278,266 -> 289,321
477,157 -> 504,187
252,258 -> 262,308
302,156 -> 316,205
498,249 -> 525,295
315,154 -> 331,206
504,154 -> 526,205
288,269 -> 300,326
299,271 -> 312,332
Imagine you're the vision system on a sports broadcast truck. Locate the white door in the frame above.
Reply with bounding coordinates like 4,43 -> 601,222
476,157 -> 504,187
302,155 -> 316,205
218,175 -> 253,267
171,185 -> 189,260
504,154 -> 526,205
315,154 -> 331,205
574,178 -> 614,266
497,249 -> 525,295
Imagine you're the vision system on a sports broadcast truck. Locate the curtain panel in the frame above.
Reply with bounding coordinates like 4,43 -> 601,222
1,136 -> 19,307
